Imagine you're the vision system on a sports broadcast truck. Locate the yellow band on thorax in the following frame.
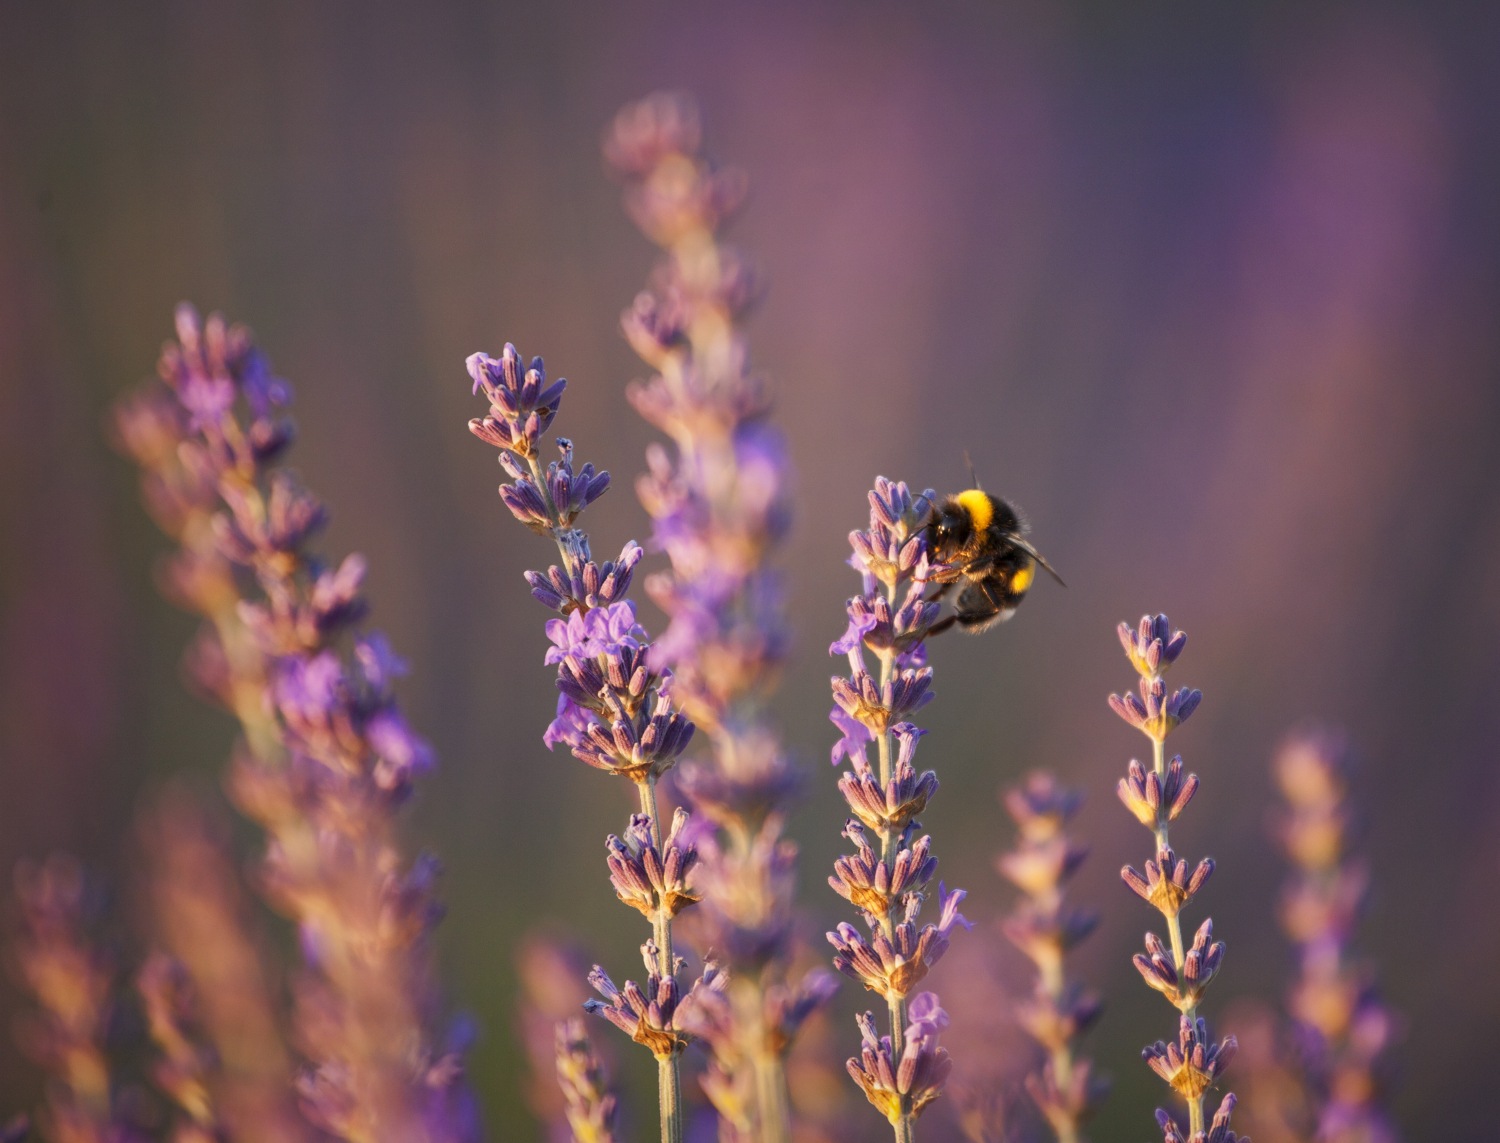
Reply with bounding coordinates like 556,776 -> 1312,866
956,489 -> 993,531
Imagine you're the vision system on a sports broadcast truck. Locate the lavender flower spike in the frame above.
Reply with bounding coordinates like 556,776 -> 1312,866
828,477 -> 968,1143
468,338 -> 700,1143
607,91 -> 828,1143
998,773 -> 1109,1142
117,307 -> 474,1143
1271,728 -> 1402,1142
1111,615 -> 1238,1138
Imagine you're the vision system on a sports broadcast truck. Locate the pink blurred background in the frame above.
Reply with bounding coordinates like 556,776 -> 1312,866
2,1 -> 1497,1136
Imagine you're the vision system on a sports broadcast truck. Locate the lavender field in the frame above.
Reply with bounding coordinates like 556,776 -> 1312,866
2,4 -> 1498,1141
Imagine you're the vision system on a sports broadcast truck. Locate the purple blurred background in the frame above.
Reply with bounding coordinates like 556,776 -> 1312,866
3,1 -> 1498,1136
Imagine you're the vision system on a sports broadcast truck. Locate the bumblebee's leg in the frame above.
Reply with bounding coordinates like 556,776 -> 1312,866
926,612 -> 958,637
924,579 -> 957,605
954,578 -> 1011,633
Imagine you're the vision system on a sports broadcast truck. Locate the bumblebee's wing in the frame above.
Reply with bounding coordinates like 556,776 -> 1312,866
1009,537 -> 1066,587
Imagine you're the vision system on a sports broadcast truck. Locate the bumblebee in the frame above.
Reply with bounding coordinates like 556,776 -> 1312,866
925,488 -> 1064,635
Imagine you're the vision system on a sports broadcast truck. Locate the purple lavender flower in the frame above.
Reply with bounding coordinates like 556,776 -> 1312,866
467,338 -> 702,1143
606,90 -> 828,1143
117,306 -> 475,1143
1111,615 -> 1239,1141
828,477 -> 971,1141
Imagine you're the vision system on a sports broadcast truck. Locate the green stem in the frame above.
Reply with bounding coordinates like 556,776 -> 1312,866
656,1055 -> 683,1143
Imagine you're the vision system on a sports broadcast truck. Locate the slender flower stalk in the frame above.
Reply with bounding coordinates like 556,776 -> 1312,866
997,773 -> 1108,1142
828,477 -> 970,1141
603,91 -> 832,1143
1109,615 -> 1241,1142
11,856 -> 127,1143
1271,729 -> 1400,1143
467,344 -> 719,1143
115,307 -> 474,1143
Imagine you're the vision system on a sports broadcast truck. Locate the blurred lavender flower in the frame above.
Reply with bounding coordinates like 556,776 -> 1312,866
605,90 -> 830,1143
828,477 -> 968,1142
116,306 -> 475,1143
137,790 -> 308,1143
997,773 -> 1108,1142
10,856 -> 137,1143
1109,616 -> 1240,1141
1253,729 -> 1401,1143
137,952 -> 220,1143
556,1017 -> 622,1143
468,342 -> 707,1143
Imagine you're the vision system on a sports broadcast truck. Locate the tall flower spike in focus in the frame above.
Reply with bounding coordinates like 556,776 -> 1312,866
1272,728 -> 1401,1143
115,306 -> 476,1143
605,90 -> 833,1143
467,343 -> 715,1143
998,773 -> 1108,1142
827,477 -> 970,1142
1110,615 -> 1240,1142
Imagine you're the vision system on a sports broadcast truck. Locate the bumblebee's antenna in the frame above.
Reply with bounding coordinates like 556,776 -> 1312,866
963,449 -> 981,490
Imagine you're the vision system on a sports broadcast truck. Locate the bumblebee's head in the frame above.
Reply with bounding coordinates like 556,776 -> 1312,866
928,493 -> 980,554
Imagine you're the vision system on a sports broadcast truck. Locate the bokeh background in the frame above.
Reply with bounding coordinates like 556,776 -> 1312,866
3,0 -> 1499,1137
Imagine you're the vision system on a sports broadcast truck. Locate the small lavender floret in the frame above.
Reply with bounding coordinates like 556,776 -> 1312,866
831,662 -> 935,735
585,944 -> 724,1061
1109,678 -> 1203,742
1119,614 -> 1189,679
829,822 -> 937,918
1134,920 -> 1227,1011
826,887 -> 970,1000
466,345 -> 567,460
1121,847 -> 1215,918
526,542 -> 643,614
605,808 -> 702,920
1118,755 -> 1200,829
846,992 -> 954,1126
836,723 -> 938,832
1143,1017 -> 1238,1101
